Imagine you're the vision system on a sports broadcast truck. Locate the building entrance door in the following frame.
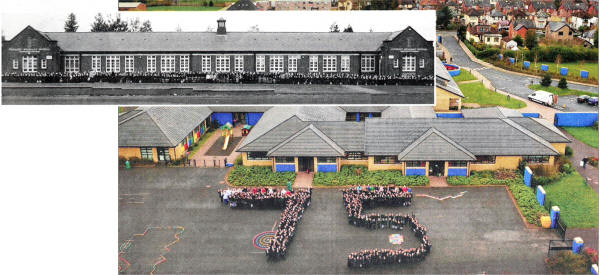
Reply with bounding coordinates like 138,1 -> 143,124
297,157 -> 314,173
157,147 -> 171,163
429,161 -> 445,177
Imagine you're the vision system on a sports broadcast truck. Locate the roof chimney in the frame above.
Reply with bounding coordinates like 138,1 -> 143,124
217,18 -> 226,35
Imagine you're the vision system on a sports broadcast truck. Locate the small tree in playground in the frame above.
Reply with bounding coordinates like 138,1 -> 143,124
541,74 -> 552,87
558,77 -> 568,89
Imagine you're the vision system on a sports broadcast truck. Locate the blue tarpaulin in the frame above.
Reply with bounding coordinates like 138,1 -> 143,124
276,164 -> 295,172
554,113 -> 599,127
211,113 -> 234,126
581,71 -> 589,79
522,113 -> 540,118
436,113 -> 464,118
317,164 -> 337,173
523,61 -> 530,69
246,113 -> 263,126
541,65 -> 549,71
447,168 -> 468,176
406,168 -> 426,176
560,67 -> 568,76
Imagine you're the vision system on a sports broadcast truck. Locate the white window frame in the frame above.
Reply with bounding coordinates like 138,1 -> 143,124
269,55 -> 284,73
91,56 -> 102,72
288,56 -> 298,72
64,56 -> 79,73
323,55 -> 337,72
309,56 -> 319,72
160,55 -> 176,73
402,55 -> 416,72
106,56 -> 120,73
40,59 -> 47,70
393,59 -> 399,68
341,55 -> 350,72
23,56 -> 38,73
256,55 -> 265,72
124,56 -> 135,73
13,59 -> 19,69
180,55 -> 189,72
419,58 -> 425,68
147,56 -> 156,73
234,55 -> 244,72
361,55 -> 375,72
215,55 -> 230,72
201,56 -> 211,73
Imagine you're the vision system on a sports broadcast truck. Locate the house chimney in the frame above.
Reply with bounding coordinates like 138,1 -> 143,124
217,18 -> 226,35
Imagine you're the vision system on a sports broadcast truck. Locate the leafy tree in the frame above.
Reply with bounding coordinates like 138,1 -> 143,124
90,13 -> 109,32
436,6 -> 453,29
525,29 -> 537,49
540,73 -> 552,86
558,77 -> 568,89
64,13 -> 79,32
329,22 -> 340,32
129,18 -> 141,32
209,0 -> 214,6
140,20 -> 153,32
457,25 -> 467,41
554,0 -> 561,10
108,14 -> 129,32
343,25 -> 354,32
594,30 -> 598,48
514,34 -> 524,46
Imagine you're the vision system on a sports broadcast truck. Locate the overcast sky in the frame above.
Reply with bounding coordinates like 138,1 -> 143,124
2,0 -> 434,39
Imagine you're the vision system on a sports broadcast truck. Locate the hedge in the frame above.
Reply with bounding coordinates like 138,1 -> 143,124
228,166 -> 294,186
462,39 -> 598,62
312,165 -> 429,186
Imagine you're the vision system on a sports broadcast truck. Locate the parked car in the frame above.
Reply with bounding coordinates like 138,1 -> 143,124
528,91 -> 556,106
577,95 -> 590,103
588,97 -> 598,106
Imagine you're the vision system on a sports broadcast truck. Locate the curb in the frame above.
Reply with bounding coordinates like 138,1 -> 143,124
455,36 -> 597,87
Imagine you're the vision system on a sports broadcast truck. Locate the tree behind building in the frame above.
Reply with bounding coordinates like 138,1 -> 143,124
64,13 -> 79,32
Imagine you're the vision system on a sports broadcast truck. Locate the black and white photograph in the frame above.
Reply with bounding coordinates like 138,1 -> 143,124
2,11 -> 435,105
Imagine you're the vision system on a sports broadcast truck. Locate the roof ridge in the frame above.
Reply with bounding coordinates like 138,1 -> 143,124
267,124 -> 345,156
118,107 -> 145,125
530,117 -> 571,142
145,107 -> 180,146
501,118 -> 559,154
237,114 -> 303,151
397,127 -> 475,160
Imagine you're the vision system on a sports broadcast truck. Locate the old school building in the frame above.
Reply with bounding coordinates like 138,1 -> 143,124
2,19 -> 433,78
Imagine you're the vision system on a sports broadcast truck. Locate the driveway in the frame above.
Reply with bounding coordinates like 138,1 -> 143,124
439,32 -> 598,112
119,168 -> 558,274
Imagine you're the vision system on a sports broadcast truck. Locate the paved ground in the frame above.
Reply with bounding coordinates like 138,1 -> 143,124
439,32 -> 598,112
205,136 -> 242,156
120,168 -> 559,274
293,172 -> 314,189
191,126 -> 244,168
1,83 -> 434,105
428,176 -> 449,187
561,129 -> 599,194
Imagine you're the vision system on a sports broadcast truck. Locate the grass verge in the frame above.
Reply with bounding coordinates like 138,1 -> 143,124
544,172 -> 599,228
528,84 -> 597,97
458,82 -> 527,109
452,69 -> 477,82
562,127 -> 599,149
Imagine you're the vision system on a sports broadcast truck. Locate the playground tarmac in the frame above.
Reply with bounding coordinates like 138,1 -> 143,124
119,167 -> 559,274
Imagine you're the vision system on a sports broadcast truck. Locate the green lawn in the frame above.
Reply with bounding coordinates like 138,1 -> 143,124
188,130 -> 216,158
458,82 -> 527,109
544,172 -> 599,228
516,61 -> 598,80
528,84 -> 597,97
146,6 -> 224,11
452,69 -> 477,82
562,127 -> 599,148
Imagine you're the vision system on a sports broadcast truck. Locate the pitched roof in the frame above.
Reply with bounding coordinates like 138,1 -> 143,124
435,57 -> 464,97
397,128 -> 476,161
227,0 -> 257,10
118,106 -> 213,147
491,9 -> 505,17
41,31 -> 395,53
508,117 -> 571,143
466,9 -> 485,16
546,21 -> 574,32
381,106 -> 437,118
364,118 -> 559,156
267,124 -> 345,157
513,19 -> 536,30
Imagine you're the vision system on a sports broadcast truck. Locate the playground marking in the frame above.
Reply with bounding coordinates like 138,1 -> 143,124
271,220 -> 277,231
415,191 -> 468,201
118,226 -> 184,274
252,231 -> 277,250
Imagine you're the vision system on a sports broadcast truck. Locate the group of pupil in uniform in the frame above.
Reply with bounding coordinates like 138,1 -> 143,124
2,71 -> 434,86
218,188 -> 312,260
343,187 -> 432,268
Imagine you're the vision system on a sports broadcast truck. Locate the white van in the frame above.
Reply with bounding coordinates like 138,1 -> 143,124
528,90 -> 557,106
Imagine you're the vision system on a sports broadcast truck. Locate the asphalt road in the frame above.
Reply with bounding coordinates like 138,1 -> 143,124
1,83 -> 434,105
119,167 -> 558,274
439,32 -> 598,112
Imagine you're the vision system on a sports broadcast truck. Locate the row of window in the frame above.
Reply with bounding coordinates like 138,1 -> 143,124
140,147 -> 171,162
14,56 -> 48,72
392,55 -> 425,71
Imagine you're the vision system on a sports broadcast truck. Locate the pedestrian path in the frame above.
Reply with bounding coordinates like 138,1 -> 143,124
428,176 -> 449,187
191,124 -> 244,168
293,172 -> 314,189
561,129 -> 599,194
